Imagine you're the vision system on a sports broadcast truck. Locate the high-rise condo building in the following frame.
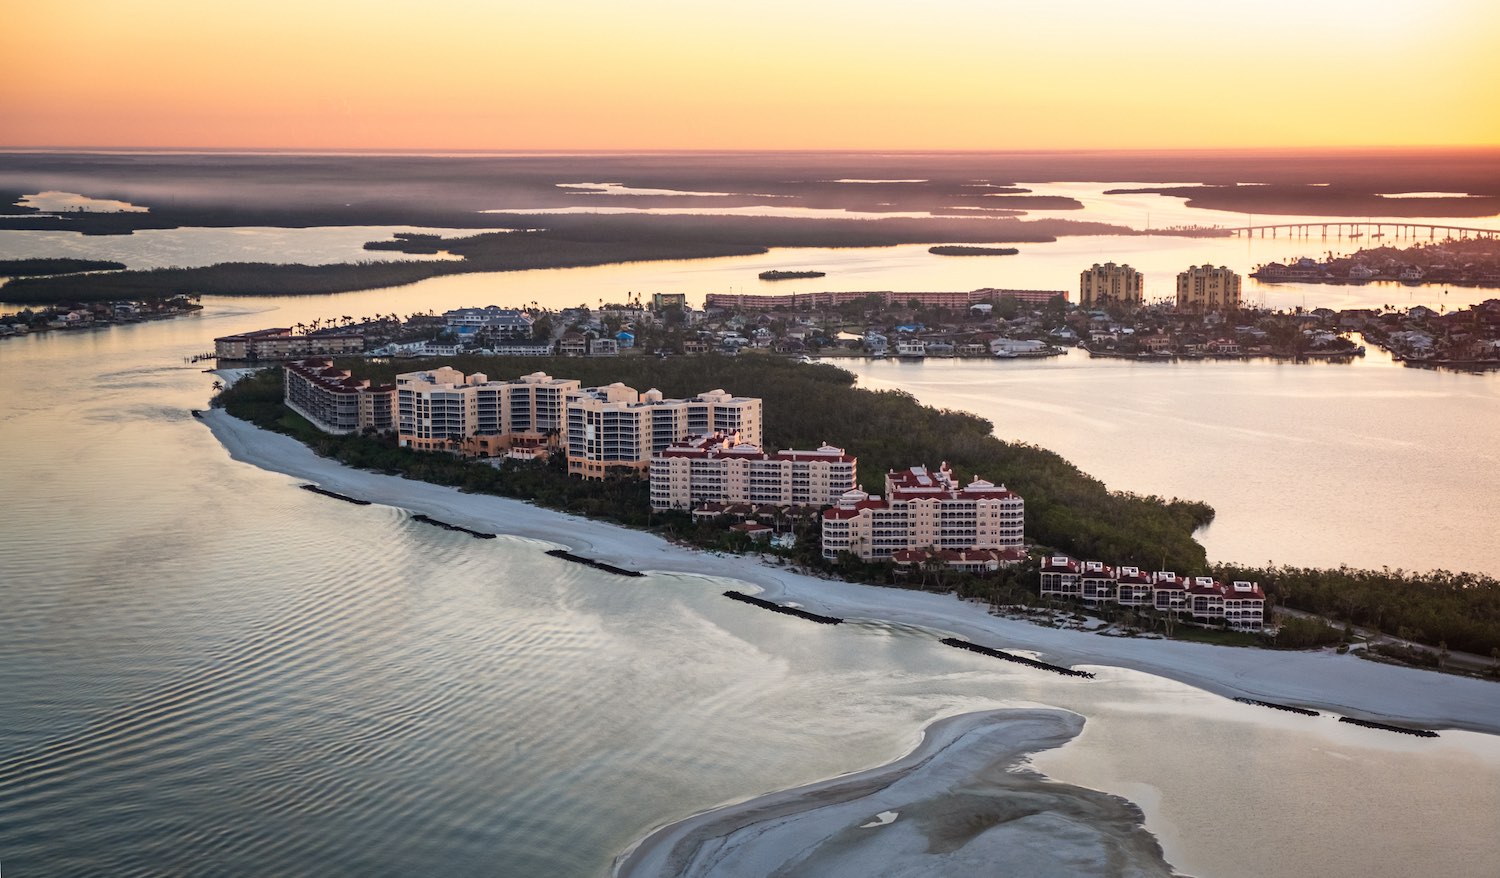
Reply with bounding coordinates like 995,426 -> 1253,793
1176,265 -> 1242,312
1079,262 -> 1145,308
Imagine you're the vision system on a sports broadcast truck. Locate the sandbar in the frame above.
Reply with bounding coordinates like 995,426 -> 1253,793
611,708 -> 1180,878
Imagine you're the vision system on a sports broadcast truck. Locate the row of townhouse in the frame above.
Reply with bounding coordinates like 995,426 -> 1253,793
821,463 -> 1024,561
648,433 -> 856,510
283,358 -> 395,434
1039,556 -> 1266,630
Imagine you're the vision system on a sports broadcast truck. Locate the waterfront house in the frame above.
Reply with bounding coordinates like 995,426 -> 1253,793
1152,572 -> 1187,613
1039,556 -> 1083,598
1080,561 -> 1117,603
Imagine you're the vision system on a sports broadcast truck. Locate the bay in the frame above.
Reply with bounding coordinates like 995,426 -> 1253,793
2,177 -> 1499,876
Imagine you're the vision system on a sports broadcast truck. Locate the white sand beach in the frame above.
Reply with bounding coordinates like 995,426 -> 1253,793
203,408 -> 1500,736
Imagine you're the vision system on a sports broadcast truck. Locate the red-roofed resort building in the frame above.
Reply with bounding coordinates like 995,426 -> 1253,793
821,463 -> 1024,562
649,433 -> 856,510
283,358 -> 395,435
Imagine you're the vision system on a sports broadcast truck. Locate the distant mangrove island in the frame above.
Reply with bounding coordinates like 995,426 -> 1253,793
928,246 -> 1020,257
0,258 -> 127,277
758,269 -> 826,280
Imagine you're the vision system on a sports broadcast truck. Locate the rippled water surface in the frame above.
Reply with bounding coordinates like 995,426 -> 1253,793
2,191 -> 1500,876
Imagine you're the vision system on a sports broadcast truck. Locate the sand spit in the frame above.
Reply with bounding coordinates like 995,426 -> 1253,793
612,708 -> 1181,878
200,408 -> 1500,736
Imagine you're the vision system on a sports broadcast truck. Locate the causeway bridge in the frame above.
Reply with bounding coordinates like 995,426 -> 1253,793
1227,222 -> 1498,241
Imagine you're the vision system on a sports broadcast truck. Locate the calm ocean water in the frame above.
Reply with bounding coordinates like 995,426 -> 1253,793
2,186 -> 1499,876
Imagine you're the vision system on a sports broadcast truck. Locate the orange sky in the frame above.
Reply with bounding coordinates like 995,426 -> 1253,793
4,0 -> 1497,150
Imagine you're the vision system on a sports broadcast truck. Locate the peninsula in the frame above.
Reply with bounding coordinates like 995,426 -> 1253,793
214,352 -> 1500,667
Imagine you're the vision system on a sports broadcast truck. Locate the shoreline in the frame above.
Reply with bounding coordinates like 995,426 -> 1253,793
611,708 -> 1177,878
199,407 -> 1500,736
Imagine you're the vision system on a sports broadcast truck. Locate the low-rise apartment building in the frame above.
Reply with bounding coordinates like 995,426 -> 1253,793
283,358 -> 395,434
821,463 -> 1024,561
217,328 -> 365,361
649,433 -> 856,510
444,306 -> 533,337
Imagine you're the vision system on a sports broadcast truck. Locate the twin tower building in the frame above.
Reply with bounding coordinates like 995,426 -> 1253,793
1080,262 -> 1242,311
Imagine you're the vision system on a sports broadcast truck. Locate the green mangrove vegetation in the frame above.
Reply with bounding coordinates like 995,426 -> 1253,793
0,258 -> 127,276
0,234 -> 766,304
1213,562 -> 1500,658
927,246 -> 1020,256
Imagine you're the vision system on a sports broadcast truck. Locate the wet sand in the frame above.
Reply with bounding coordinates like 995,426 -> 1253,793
612,708 -> 1181,878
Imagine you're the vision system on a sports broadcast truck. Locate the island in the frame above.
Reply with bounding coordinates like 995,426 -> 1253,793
928,246 -> 1020,257
759,269 -> 827,280
0,257 -> 127,276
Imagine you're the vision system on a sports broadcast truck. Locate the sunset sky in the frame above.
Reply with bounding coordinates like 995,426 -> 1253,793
5,0 -> 1497,151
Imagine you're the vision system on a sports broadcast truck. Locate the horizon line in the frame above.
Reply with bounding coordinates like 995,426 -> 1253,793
3,144 -> 1499,158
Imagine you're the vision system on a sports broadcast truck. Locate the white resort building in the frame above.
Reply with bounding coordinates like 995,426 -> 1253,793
565,385 -> 762,479
395,367 -> 580,458
1040,555 -> 1266,630
283,358 -> 395,435
648,433 -> 856,510
821,463 -> 1024,565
